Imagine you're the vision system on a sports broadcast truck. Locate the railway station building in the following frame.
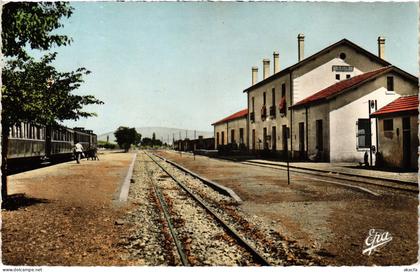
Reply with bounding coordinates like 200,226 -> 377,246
242,35 -> 418,164
214,34 -> 418,166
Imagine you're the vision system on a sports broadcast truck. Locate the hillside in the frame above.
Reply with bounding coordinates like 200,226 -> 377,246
98,127 -> 213,144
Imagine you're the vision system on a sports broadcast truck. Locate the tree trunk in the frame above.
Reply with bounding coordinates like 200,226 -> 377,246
2,124 -> 10,202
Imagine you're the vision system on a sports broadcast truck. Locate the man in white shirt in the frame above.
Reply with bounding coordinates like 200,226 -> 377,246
74,142 -> 84,164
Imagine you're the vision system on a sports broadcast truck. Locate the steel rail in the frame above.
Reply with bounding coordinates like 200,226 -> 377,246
166,151 -> 418,193
145,151 -> 271,266
144,158 -> 190,266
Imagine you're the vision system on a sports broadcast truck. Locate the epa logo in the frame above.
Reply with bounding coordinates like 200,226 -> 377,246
362,229 -> 392,256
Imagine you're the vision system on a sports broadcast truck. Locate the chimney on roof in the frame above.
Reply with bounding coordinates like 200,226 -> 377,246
298,33 -> 305,62
263,59 -> 270,79
378,36 -> 385,59
273,51 -> 280,74
252,66 -> 258,85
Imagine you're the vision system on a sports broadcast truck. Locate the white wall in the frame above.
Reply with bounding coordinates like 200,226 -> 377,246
293,58 -> 363,104
329,87 -> 399,163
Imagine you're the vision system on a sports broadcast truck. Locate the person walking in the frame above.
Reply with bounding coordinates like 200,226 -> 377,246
74,142 -> 84,164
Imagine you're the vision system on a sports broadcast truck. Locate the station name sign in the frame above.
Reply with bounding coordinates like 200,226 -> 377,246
332,65 -> 354,72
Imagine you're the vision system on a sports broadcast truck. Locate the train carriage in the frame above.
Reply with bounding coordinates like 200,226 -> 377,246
73,127 -> 93,152
8,123 -> 47,161
7,122 -> 97,165
48,126 -> 75,160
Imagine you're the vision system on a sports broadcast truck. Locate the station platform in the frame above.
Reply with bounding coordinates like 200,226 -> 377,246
2,151 -> 135,266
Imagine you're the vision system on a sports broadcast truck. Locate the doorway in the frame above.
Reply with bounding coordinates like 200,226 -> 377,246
299,122 -> 305,159
282,125 -> 288,156
402,117 -> 411,168
272,126 -> 276,151
252,129 -> 255,150
263,128 -> 268,150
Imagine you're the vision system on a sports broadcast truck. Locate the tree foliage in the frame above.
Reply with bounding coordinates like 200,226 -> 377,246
2,53 -> 103,127
114,127 -> 142,152
141,133 -> 163,147
2,2 -> 73,59
98,140 -> 116,150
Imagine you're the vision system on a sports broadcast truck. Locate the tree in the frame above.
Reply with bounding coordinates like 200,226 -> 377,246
141,137 -> 153,147
2,2 -> 73,59
141,135 -> 163,148
114,127 -> 141,152
153,139 -> 163,146
1,2 -> 103,201
98,140 -> 116,150
135,132 -> 142,146
2,53 -> 103,126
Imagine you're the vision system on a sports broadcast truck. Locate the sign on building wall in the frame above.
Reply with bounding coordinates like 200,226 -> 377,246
332,65 -> 354,72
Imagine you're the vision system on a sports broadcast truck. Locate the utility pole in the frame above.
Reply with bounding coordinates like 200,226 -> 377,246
172,133 -> 174,149
193,130 -> 197,160
368,100 -> 373,166
287,127 -> 290,185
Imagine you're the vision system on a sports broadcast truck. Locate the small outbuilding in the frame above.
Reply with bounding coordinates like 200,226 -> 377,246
370,95 -> 418,169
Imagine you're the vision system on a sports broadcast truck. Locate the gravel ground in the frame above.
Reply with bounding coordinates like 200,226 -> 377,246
147,152 -> 257,266
155,150 -> 418,266
149,152 -> 318,265
118,154 -> 181,265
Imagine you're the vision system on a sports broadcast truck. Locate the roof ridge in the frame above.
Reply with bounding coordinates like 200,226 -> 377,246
244,38 -> 392,93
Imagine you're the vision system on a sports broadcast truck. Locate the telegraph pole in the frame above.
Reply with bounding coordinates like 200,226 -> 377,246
287,127 -> 290,185
179,131 -> 182,156
368,100 -> 373,166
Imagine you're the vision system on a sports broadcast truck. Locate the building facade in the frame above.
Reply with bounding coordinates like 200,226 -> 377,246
242,35 -> 418,163
212,35 -> 418,166
291,66 -> 418,163
212,109 -> 248,149
174,137 -> 215,152
370,95 -> 418,169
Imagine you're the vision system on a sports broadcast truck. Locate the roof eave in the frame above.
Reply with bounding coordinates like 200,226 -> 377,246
212,115 -> 248,126
370,109 -> 418,118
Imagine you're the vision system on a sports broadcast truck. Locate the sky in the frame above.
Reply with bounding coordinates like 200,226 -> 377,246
40,2 -> 418,135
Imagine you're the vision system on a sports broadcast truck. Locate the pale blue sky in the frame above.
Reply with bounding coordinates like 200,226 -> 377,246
43,2 -> 418,134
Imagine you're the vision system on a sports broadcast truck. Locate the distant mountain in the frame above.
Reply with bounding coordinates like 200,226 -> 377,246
98,126 -> 213,144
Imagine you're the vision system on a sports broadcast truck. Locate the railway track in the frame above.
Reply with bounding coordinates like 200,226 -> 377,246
174,152 -> 417,194
143,151 -> 271,266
